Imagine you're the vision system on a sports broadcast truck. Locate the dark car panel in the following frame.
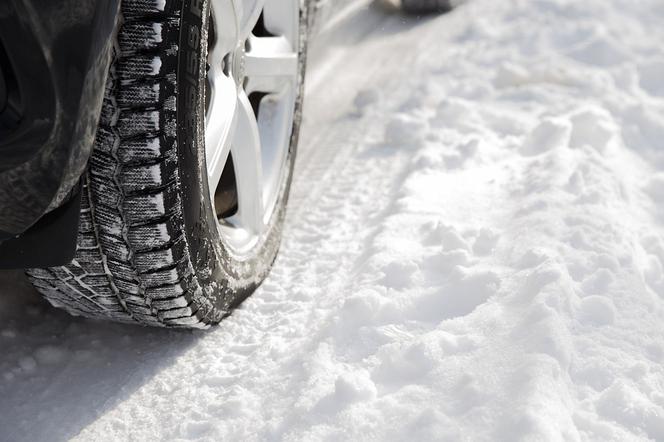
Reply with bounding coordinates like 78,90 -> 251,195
0,0 -> 120,241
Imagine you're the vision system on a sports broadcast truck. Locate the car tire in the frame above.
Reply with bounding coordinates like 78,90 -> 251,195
401,0 -> 453,14
26,0 -> 308,328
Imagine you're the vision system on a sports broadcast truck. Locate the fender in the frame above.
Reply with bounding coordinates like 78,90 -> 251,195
0,0 -> 120,266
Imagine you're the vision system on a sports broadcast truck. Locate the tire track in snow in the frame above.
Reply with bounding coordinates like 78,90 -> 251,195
72,8 -> 453,440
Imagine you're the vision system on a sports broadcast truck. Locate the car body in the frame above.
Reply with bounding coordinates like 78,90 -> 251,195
0,0 -> 121,267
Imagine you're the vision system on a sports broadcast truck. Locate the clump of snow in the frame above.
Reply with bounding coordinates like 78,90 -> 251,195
472,227 -> 499,256
520,118 -> 572,157
569,107 -> 617,152
576,296 -> 616,326
384,114 -> 428,146
594,381 -> 664,440
151,56 -> 162,75
152,23 -> 163,43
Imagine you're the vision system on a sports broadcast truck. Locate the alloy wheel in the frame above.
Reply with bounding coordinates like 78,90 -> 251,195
205,0 -> 300,257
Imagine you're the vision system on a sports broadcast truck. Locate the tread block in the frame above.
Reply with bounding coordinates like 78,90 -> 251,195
151,295 -> 189,310
120,21 -> 165,53
98,234 -> 131,262
128,223 -> 179,251
139,255 -> 190,286
123,192 -> 168,222
74,249 -> 106,267
125,303 -> 154,316
158,305 -> 195,320
117,109 -> 162,138
78,211 -> 95,234
163,315 -> 207,328
79,274 -> 112,288
117,54 -> 165,80
65,264 -> 88,278
145,279 -> 186,297
115,278 -> 141,296
89,175 -> 123,209
77,231 -> 100,250
120,161 -> 176,193
120,18 -> 180,54
130,313 -> 165,326
118,80 -> 162,108
108,259 -> 140,281
48,267 -> 73,280
117,136 -> 169,164
123,296 -> 148,308
122,0 -> 179,16
93,204 -> 125,233
94,127 -> 119,155
134,237 -> 185,272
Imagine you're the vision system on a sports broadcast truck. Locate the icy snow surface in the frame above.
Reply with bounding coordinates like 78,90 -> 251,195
3,0 -> 664,440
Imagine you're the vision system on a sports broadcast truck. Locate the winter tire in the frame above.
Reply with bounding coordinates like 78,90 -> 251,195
401,0 -> 453,14
26,0 -> 308,328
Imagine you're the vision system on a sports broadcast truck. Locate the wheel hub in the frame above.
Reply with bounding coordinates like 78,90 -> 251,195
231,44 -> 247,88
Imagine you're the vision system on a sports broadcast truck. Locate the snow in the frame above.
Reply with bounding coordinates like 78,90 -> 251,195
152,23 -> 163,43
2,0 -> 664,440
151,56 -> 162,75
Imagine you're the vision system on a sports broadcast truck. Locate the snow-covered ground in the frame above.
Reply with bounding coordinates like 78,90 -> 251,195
3,0 -> 664,440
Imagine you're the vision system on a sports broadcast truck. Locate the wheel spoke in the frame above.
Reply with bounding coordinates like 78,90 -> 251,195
231,92 -> 264,233
244,36 -> 298,94
262,1 -> 299,43
209,0 -> 240,56
205,73 -> 238,195
239,0 -> 266,40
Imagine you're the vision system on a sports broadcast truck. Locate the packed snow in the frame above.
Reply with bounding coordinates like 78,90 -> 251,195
2,0 -> 664,440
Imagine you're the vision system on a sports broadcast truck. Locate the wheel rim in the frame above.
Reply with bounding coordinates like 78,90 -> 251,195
205,0 -> 300,257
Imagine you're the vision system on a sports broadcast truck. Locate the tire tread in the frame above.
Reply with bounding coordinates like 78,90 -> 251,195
27,0 -> 209,329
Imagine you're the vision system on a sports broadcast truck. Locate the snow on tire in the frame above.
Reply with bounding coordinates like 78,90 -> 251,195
26,0 -> 308,328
